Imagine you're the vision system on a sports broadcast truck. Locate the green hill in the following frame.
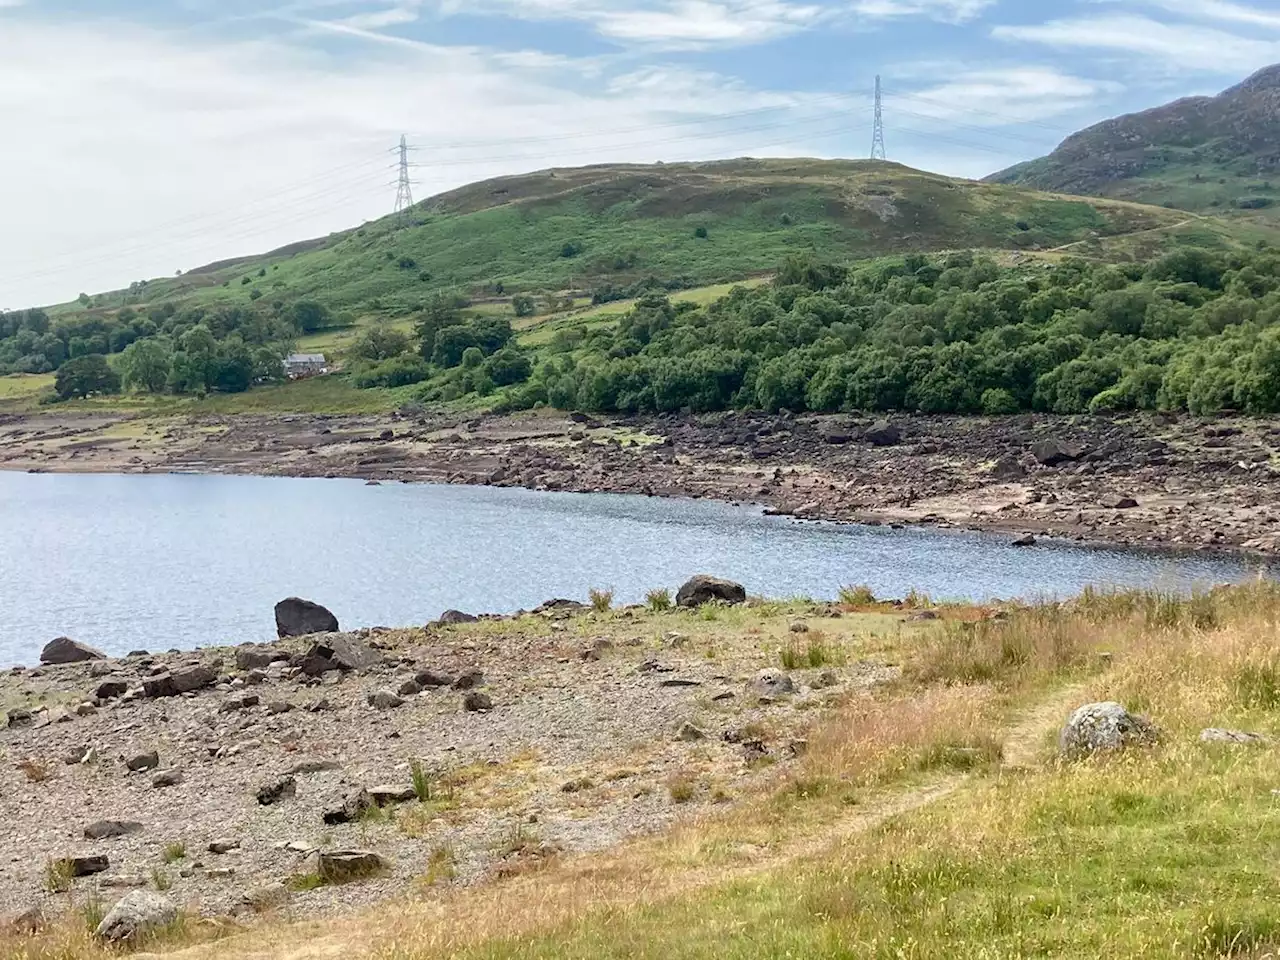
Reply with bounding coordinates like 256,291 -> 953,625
989,65 -> 1280,219
65,158 -> 1208,321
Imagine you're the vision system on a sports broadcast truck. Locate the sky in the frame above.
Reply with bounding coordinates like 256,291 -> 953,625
3,0 -> 1280,308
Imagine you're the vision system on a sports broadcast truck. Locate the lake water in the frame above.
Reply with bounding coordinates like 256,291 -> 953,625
0,472 -> 1266,666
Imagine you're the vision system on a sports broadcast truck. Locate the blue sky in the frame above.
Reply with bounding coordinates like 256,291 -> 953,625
3,0 -> 1280,306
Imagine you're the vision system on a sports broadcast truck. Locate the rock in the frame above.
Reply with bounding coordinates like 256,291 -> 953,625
317,850 -> 387,885
40,637 -> 105,665
675,721 -> 708,742
256,776 -> 297,806
864,421 -> 902,447
811,669 -> 838,690
95,679 -> 129,700
126,750 -> 160,772
819,423 -> 854,445
235,646 -> 288,671
752,670 -> 796,698
288,759 -> 341,775
1031,438 -> 1083,467
274,597 -> 339,638
1011,534 -> 1037,547
452,669 -> 485,690
742,739 -> 769,763
397,678 -> 423,696
463,691 -> 493,712
534,598 -> 588,615
94,891 -> 177,942
3,904 -> 47,935
63,854 -> 109,877
84,820 -> 144,840
241,882 -> 289,912
151,770 -> 184,789
296,634 -> 379,676
990,455 -> 1026,480
267,700 -> 294,715
907,610 -> 940,622
1200,728 -> 1270,745
1059,702 -> 1159,759
323,789 -> 374,825
437,610 -> 479,625
789,620 -> 810,633
414,669 -> 454,688
1100,494 -> 1139,510
368,689 -> 405,711
369,785 -> 417,806
208,839 -> 240,854
219,694 -> 261,713
6,708 -> 33,729
676,575 -> 747,608
143,664 -> 216,698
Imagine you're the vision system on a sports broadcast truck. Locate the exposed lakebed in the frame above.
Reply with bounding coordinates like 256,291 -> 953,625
0,471 -> 1264,666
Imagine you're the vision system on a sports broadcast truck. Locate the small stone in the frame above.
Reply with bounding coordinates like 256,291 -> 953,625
317,850 -> 387,885
287,759 -> 340,775
323,789 -> 374,825
1200,728 -> 1270,746
96,680 -> 128,700
463,691 -> 493,712
63,855 -> 109,877
205,868 -> 235,879
675,721 -> 708,742
752,670 -> 796,698
368,689 -> 405,710
208,839 -> 240,854
219,694 -> 260,713
368,785 -> 418,806
811,670 -> 838,690
268,701 -> 294,715
151,770 -> 184,789
256,776 -> 297,806
452,669 -> 485,691
414,669 -> 454,688
397,678 -> 424,697
789,621 -> 809,634
126,750 -> 160,772
1011,534 -> 1037,547
84,820 -> 144,840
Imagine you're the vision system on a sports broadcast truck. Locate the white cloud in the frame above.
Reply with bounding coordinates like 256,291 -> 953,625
849,0 -> 994,23
0,16 -> 872,307
894,66 -> 1119,125
1134,0 -> 1280,31
993,14 -> 1280,72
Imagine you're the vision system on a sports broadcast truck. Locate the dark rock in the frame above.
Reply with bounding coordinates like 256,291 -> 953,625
208,839 -> 240,854
267,701 -> 294,715
864,420 -> 902,446
463,691 -> 493,712
287,759 -> 341,775
1031,438 -> 1083,466
742,740 -> 769,763
274,597 -> 339,639
819,423 -> 854,445
534,598 -> 588,615
752,670 -> 796,698
397,678 -> 423,697
95,680 -> 129,700
256,776 -> 297,806
142,665 -> 216,698
452,669 -> 485,690
990,455 -> 1026,480
317,850 -> 387,884
40,637 -> 106,665
1011,534 -> 1037,547
1060,702 -> 1159,759
323,789 -> 375,825
1100,494 -> 1139,510
676,574 -> 747,608
84,820 -> 144,840
6,708 -> 33,729
126,750 -> 160,772
151,770 -> 184,789
94,891 -> 177,942
63,854 -> 109,877
296,634 -> 379,677
235,646 -> 288,671
414,669 -> 455,688
219,694 -> 261,713
437,610 -> 479,625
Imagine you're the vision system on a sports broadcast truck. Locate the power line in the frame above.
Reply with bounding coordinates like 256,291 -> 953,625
871,75 -> 887,161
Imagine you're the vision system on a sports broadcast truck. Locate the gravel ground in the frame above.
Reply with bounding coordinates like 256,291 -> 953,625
0,605 -> 892,925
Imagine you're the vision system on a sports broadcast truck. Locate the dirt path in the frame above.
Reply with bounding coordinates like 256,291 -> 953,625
1047,216 -> 1202,254
151,683 -> 1092,960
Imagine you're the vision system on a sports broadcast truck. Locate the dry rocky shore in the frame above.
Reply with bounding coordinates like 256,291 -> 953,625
2,409 -> 1278,556
0,583 -> 895,940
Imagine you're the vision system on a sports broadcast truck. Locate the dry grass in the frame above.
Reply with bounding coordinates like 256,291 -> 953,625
16,758 -> 52,783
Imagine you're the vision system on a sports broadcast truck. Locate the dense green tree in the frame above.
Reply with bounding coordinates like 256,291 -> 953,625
54,354 -> 119,400
119,337 -> 173,393
350,325 -> 410,362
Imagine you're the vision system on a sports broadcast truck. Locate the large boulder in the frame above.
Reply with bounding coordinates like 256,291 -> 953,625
295,634 -> 379,677
274,598 -> 339,638
676,575 -> 747,609
1031,438 -> 1083,467
864,421 -> 902,447
235,645 -> 288,671
94,891 -> 177,942
1059,702 -> 1159,759
142,664 -> 216,698
40,637 -> 105,665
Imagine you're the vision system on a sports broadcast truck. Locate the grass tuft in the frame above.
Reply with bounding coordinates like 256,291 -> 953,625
589,587 -> 615,613
645,588 -> 673,613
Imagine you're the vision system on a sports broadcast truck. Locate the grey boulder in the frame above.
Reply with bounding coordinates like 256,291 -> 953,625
317,850 -> 387,885
94,891 -> 177,942
1200,728 -> 1270,745
752,670 -> 796,698
40,637 -> 105,665
1059,702 -> 1159,759
275,597 -> 339,638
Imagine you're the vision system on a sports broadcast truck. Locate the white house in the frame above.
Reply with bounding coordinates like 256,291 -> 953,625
283,353 -> 328,379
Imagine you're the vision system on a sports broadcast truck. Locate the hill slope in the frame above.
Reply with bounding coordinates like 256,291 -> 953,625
989,65 -> 1280,217
74,158 -> 1200,317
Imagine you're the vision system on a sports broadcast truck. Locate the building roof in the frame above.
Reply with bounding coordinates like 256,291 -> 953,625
285,354 -> 327,364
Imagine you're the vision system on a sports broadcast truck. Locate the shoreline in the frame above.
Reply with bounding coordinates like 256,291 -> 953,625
1,408 -> 1278,559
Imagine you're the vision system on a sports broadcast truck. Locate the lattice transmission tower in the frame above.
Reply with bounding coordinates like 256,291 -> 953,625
394,135 -> 416,216
870,75 -> 887,162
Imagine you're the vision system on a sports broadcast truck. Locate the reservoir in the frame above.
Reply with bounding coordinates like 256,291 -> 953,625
0,471 -> 1264,665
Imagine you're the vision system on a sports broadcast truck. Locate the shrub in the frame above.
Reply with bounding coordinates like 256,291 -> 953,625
694,226 -> 709,239
668,774 -> 697,804
838,585 -> 876,606
589,587 -> 614,612
981,388 -> 1020,415
646,588 -> 673,612
350,325 -> 411,362
162,842 -> 186,864
483,348 -> 533,386
512,294 -> 536,317
352,355 -> 431,388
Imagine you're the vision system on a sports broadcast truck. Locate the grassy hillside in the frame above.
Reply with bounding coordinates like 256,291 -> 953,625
71,159 -> 1196,318
990,64 -> 1280,220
